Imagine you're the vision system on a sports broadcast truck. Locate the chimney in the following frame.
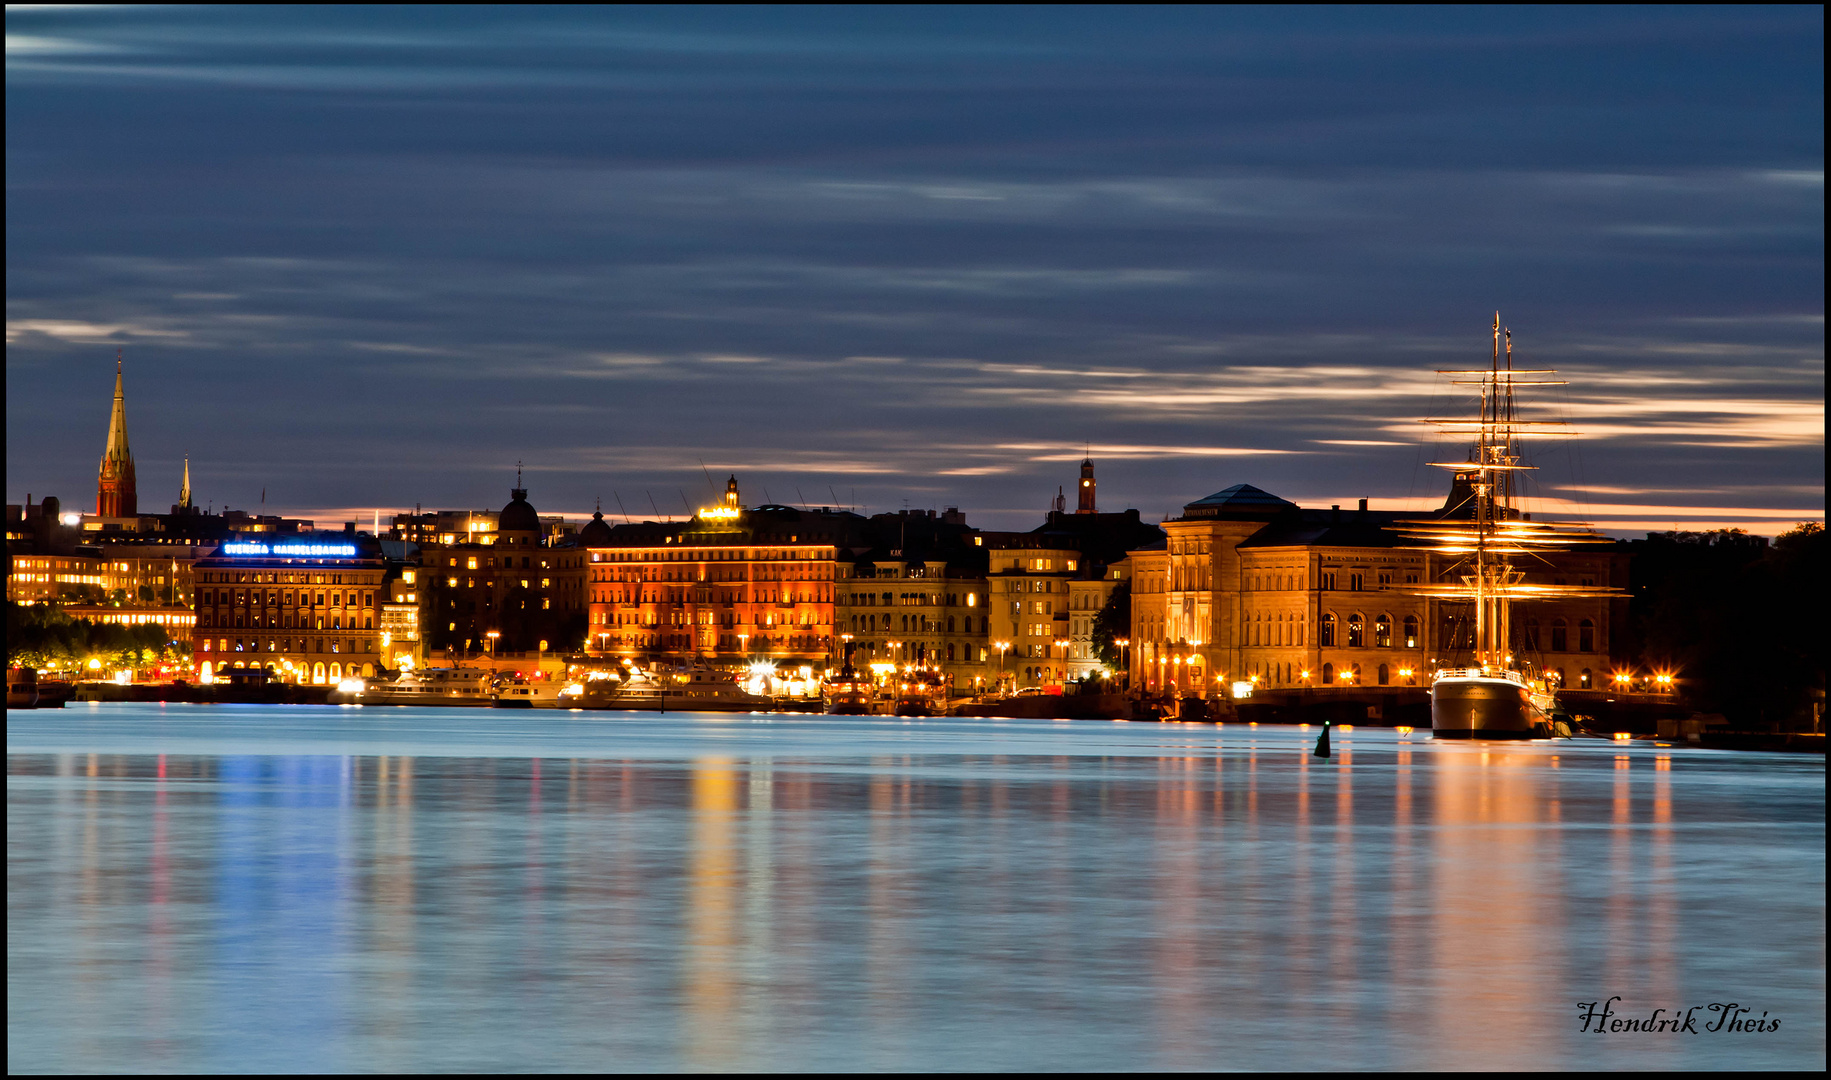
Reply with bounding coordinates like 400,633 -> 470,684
1331,505 -> 1341,524
1358,498 -> 1368,513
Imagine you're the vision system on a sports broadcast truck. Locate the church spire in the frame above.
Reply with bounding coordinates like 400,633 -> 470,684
97,350 -> 138,517
180,455 -> 192,512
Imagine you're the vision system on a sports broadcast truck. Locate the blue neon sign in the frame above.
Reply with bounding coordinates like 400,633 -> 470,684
221,541 -> 358,558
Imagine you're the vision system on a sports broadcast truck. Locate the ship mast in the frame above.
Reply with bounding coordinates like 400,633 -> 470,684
1407,316 -> 1616,676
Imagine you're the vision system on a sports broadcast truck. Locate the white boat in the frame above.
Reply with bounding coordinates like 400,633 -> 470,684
492,678 -> 572,708
580,665 -> 770,712
357,667 -> 496,707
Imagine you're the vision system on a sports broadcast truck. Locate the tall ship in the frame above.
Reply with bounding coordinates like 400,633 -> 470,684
1405,315 -> 1620,739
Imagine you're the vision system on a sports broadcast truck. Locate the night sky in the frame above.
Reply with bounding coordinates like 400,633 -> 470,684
6,7 -> 1822,534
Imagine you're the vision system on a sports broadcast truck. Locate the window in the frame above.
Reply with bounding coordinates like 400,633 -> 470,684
1321,571 -> 1337,591
1347,613 -> 1364,648
1551,618 -> 1568,653
1579,619 -> 1595,653
1403,615 -> 1419,648
1349,572 -> 1364,591
1378,663 -> 1390,686
1580,668 -> 1593,688
1375,614 -> 1392,648
1322,662 -> 1335,684
1378,570 -> 1392,587
1320,613 -> 1337,647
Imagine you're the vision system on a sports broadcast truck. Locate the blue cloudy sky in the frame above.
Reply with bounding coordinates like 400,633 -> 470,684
6,6 -> 1822,534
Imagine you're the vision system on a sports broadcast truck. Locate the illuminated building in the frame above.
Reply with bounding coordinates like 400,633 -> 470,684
7,554 -> 107,604
1127,484 -> 1623,697
415,480 -> 589,665
585,477 -> 861,668
191,531 -> 389,684
833,509 -> 991,689
95,354 -> 137,518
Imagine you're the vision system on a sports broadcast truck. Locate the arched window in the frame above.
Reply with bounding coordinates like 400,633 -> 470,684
1375,614 -> 1392,648
1403,614 -> 1419,648
1322,662 -> 1335,684
947,615 -> 956,633
946,643 -> 956,662
1351,662 -> 1363,684
1347,613 -> 1364,648
1320,613 -> 1337,647
312,662 -> 326,684
1276,611 -> 1286,646
1552,667 -> 1566,687
1579,618 -> 1595,653
1579,668 -> 1592,688
1377,663 -> 1390,686
1551,618 -> 1569,653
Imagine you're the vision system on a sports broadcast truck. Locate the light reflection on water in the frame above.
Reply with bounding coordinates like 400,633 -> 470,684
7,704 -> 1824,1072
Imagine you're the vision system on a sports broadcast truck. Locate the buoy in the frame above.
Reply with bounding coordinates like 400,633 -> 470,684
1314,720 -> 1331,758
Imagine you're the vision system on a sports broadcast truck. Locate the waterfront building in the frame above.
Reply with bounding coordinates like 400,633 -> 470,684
96,356 -> 137,518
833,509 -> 992,691
414,481 -> 589,664
191,530 -> 390,684
584,477 -> 862,669
1128,483 -> 1624,698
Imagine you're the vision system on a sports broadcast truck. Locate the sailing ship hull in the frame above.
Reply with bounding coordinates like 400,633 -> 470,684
1431,676 -> 1549,739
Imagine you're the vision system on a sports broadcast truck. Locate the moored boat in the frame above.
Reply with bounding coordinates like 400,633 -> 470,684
358,667 -> 495,706
1406,315 -> 1622,741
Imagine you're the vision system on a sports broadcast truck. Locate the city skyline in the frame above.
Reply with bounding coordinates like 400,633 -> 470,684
7,7 -> 1824,535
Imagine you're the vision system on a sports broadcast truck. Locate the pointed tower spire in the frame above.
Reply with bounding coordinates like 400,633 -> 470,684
179,455 -> 192,512
97,349 -> 138,517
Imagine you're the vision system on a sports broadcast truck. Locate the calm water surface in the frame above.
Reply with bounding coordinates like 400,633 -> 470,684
8,703 -> 1825,1072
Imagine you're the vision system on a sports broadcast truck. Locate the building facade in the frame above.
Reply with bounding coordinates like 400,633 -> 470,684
192,532 -> 390,684
415,484 -> 589,664
584,479 -> 856,669
1129,484 -> 1625,697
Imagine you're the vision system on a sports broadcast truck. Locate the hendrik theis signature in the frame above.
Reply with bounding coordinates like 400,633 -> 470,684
1578,997 -> 1781,1034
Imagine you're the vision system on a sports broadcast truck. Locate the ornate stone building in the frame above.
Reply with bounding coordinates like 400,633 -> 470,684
1130,484 -> 1625,698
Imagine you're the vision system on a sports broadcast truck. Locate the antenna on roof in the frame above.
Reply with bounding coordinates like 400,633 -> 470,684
516,460 -> 523,488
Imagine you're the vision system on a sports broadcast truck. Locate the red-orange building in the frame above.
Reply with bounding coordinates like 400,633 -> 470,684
582,478 -> 866,668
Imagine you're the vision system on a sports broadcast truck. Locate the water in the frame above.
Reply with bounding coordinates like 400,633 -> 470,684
8,703 -> 1824,1072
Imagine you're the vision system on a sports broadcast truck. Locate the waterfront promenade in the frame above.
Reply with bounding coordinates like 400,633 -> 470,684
8,704 -> 1825,1072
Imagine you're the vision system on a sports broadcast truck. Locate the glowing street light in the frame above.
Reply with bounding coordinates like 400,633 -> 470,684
485,630 -> 500,661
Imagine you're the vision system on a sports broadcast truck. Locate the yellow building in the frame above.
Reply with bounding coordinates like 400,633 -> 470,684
1130,485 -> 1623,697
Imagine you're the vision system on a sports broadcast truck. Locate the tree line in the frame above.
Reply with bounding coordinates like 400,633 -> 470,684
6,602 -> 184,671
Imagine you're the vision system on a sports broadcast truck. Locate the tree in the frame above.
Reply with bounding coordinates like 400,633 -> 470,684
1626,525 -> 1827,729
1092,584 -> 1131,669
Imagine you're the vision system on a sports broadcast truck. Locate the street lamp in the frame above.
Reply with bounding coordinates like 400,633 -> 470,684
994,640 -> 1010,690
1054,639 -> 1070,684
1114,637 -> 1130,690
485,630 -> 500,663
